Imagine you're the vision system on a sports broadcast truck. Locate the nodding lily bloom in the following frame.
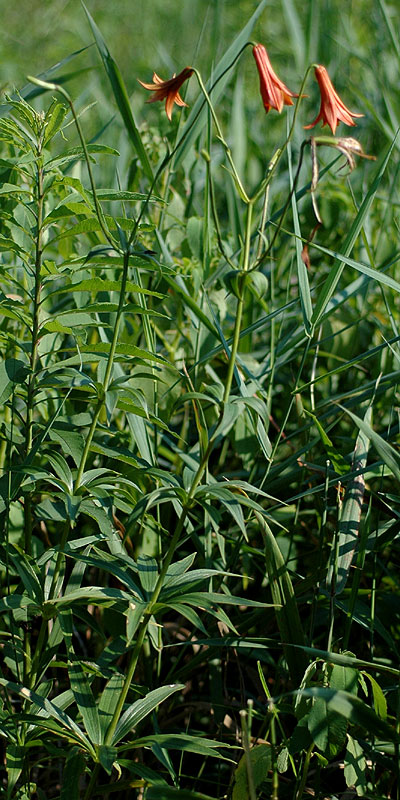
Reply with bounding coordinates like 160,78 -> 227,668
252,44 -> 298,113
305,65 -> 363,135
138,67 -> 193,121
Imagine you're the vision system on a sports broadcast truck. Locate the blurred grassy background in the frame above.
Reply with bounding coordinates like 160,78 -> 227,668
0,0 -> 390,102
2,0 -> 395,162
2,0 -> 396,274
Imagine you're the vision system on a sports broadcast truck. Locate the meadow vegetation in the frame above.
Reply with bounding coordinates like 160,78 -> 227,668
0,1 -> 400,798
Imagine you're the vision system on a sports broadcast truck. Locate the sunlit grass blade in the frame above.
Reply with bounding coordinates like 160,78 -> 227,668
0,46 -> 93,113
326,407 -> 371,595
312,130 -> 399,326
111,684 -> 184,744
288,139 -> 312,336
0,679 -> 94,753
377,0 -> 400,66
281,0 -> 306,72
289,644 -> 400,677
255,511 -> 308,685
340,405 -> 400,482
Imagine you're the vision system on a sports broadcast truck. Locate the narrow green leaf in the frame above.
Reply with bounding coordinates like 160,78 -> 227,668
172,591 -> 269,608
46,143 -> 119,168
362,672 -> 387,720
312,131 -> 399,325
255,512 -> 308,685
43,101 -> 68,145
0,358 -> 29,405
288,139 -> 312,335
6,743 -> 24,796
7,545 -> 43,604
97,744 -> 118,775
340,405 -> 400,482
98,673 -> 125,740
137,555 -> 159,595
131,733 -> 234,761
0,678 -> 93,751
326,407 -> 371,595
112,684 -> 184,745
163,274 -> 219,338
68,663 -> 102,745
305,410 -> 350,476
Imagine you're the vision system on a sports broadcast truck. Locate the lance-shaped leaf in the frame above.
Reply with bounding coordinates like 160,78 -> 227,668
60,747 -> 86,800
312,131 -> 399,326
288,139 -> 312,335
58,611 -> 101,745
98,673 -> 125,740
111,684 -> 184,745
0,679 -> 94,753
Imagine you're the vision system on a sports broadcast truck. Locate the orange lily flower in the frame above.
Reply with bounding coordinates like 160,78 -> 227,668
138,66 -> 193,121
305,65 -> 363,135
252,44 -> 298,113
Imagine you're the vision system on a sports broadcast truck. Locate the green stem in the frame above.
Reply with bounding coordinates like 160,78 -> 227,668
240,709 -> 257,800
28,518 -> 71,688
84,763 -> 101,800
103,371 -> 230,751
193,68 -> 249,203
270,705 -> 279,800
251,63 -> 314,208
295,743 -> 314,800
28,617 -> 47,689
75,250 -> 130,487
28,78 -> 116,250
24,144 -> 45,556
104,439 -> 213,747
223,202 -> 253,403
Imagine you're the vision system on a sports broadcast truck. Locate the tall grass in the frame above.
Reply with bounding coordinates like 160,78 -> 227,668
1,2 -> 400,798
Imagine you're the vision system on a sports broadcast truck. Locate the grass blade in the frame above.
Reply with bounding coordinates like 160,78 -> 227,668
340,406 -> 400,483
255,511 -> 308,685
288,139 -> 312,335
326,407 -> 371,595
312,130 -> 399,326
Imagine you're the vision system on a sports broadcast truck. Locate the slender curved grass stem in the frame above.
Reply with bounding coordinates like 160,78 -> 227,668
223,202 -> 253,403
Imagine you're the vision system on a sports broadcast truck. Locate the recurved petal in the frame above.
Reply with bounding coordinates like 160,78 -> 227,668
173,91 -> 189,109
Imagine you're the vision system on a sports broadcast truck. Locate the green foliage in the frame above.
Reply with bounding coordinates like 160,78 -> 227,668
1,1 -> 400,798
